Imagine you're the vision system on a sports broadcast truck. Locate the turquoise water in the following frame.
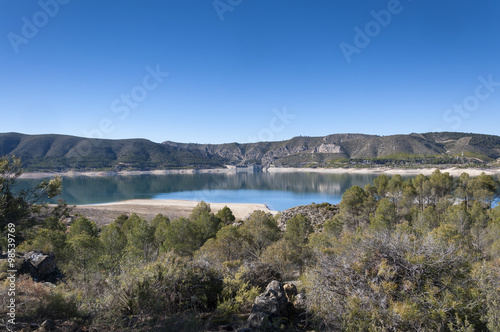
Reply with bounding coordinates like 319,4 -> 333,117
21,172 -> 380,211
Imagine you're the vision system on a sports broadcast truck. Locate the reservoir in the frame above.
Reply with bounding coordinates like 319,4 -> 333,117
38,171 -> 381,211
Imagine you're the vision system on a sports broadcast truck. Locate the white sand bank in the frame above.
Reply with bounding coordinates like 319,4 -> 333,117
72,199 -> 276,225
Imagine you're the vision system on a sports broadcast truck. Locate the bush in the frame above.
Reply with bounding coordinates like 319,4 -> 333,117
0,275 -> 82,323
216,268 -> 260,316
0,260 -> 9,280
306,228 -> 486,331
239,262 -> 282,291
473,259 -> 500,332
35,290 -> 81,320
2,275 -> 46,317
118,252 -> 223,318
215,206 -> 236,224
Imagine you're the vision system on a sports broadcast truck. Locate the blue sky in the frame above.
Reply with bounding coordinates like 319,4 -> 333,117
1,0 -> 500,144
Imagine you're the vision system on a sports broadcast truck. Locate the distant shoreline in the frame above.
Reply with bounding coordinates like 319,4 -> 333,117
19,166 -> 500,179
19,168 -> 233,179
265,166 -> 500,177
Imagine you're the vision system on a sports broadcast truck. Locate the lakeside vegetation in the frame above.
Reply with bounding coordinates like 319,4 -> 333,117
1,155 -> 500,331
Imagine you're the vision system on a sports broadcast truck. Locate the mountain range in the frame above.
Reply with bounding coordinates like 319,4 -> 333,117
1,132 -> 499,171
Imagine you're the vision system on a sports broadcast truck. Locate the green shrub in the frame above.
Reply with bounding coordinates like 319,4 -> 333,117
34,290 -> 81,320
118,252 -> 223,319
216,269 -> 260,316
306,228 -> 486,331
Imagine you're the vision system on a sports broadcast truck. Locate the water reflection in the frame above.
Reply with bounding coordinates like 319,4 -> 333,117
19,172 -> 380,211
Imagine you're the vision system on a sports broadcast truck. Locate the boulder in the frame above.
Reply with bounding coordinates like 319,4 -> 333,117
246,280 -> 290,330
252,281 -> 287,315
277,203 -> 339,232
21,251 -> 63,283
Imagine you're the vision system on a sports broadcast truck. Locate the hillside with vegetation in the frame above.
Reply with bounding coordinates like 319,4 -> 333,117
2,132 -> 500,172
0,133 -> 227,171
1,156 -> 500,331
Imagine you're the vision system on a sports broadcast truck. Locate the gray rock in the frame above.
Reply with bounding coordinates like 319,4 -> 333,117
247,280 -> 289,330
294,293 -> 307,311
247,312 -> 284,331
21,251 -> 62,283
277,203 -> 339,231
247,312 -> 269,329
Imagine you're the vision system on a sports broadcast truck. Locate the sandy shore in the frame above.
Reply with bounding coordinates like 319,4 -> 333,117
21,166 -> 500,179
265,167 -> 500,177
72,199 -> 276,225
20,168 -> 234,179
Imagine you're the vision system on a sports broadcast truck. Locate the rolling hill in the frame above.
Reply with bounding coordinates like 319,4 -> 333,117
1,132 -> 499,171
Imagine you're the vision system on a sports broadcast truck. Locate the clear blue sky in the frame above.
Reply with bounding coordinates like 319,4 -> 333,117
1,0 -> 500,144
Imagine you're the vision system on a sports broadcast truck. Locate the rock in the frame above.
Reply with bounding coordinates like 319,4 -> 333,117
62,216 -> 74,225
21,251 -> 63,283
283,283 -> 297,302
315,143 -> 342,154
252,282 -> 285,315
277,203 -> 339,232
247,312 -> 272,330
294,293 -> 307,311
246,280 -> 290,330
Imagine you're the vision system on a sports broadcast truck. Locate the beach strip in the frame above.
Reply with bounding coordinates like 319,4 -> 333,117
72,199 -> 277,225
21,166 -> 500,179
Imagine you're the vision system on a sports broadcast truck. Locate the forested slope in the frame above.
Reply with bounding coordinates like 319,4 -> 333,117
1,131 -> 500,171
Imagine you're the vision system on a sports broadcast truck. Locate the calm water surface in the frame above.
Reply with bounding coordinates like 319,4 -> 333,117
22,172 -> 381,211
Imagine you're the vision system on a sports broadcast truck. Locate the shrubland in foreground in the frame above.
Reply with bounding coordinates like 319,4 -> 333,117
1,156 -> 500,331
